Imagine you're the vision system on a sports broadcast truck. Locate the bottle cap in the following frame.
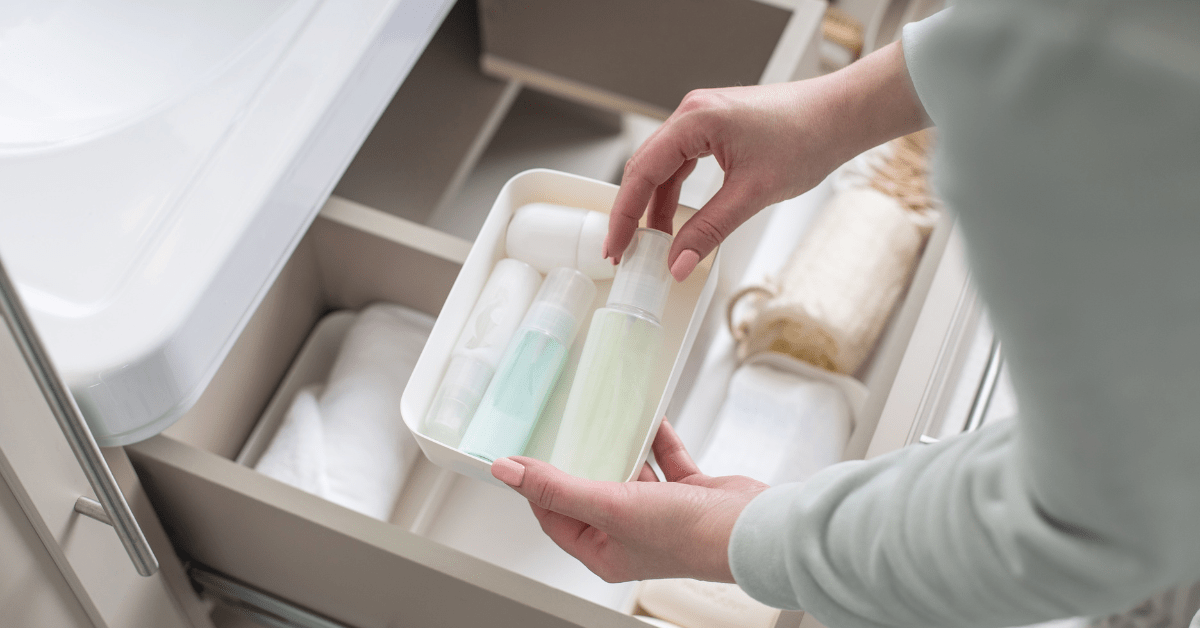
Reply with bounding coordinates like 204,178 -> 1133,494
607,228 -> 673,322
506,203 -> 615,280
521,267 -> 596,346
575,210 -> 611,280
423,355 -> 495,447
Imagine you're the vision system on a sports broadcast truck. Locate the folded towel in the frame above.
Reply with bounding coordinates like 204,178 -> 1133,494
698,360 -> 853,486
256,303 -> 435,520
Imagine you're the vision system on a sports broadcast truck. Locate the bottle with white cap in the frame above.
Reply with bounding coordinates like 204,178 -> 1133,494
422,258 -> 542,447
506,203 -> 614,280
551,228 -> 673,481
459,267 -> 596,462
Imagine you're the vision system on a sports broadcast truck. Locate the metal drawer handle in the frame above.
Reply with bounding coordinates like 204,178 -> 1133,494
0,256 -> 159,577
918,338 -> 1003,446
963,338 -> 1003,435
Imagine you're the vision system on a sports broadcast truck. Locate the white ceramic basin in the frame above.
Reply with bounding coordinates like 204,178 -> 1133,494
0,0 -> 456,444
0,0 -> 299,150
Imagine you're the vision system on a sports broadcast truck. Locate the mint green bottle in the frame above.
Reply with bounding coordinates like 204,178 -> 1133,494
551,229 -> 674,481
458,267 -> 595,462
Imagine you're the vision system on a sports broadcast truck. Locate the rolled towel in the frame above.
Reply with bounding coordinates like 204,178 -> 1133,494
254,385 -> 327,496
256,303 -> 435,520
698,358 -> 855,486
729,132 -> 937,375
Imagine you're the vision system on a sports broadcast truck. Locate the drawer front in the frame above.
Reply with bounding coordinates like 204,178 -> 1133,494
130,438 -> 640,628
867,224 -> 972,458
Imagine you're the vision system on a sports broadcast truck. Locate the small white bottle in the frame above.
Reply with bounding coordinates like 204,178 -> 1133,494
551,228 -> 674,481
506,203 -> 614,280
422,258 -> 541,447
459,267 -> 596,462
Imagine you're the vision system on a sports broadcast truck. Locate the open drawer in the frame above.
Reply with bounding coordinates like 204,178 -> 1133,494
125,197 -> 967,628
129,211 -> 670,628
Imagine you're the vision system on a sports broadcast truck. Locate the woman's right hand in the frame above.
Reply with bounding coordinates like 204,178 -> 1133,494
605,40 -> 931,282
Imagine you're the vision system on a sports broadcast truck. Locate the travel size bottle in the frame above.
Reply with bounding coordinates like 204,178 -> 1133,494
422,258 -> 541,447
506,202 -> 614,280
551,228 -> 673,481
458,267 -> 596,462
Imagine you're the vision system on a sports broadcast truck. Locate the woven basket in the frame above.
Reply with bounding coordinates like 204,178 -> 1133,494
728,130 -> 938,375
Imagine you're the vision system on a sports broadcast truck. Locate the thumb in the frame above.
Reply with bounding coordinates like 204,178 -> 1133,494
668,177 -> 761,282
492,457 -> 624,530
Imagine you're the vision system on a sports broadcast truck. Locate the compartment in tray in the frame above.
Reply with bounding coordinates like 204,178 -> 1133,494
668,176 -> 955,466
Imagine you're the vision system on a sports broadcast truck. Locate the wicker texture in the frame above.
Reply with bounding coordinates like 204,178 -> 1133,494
729,130 -> 938,374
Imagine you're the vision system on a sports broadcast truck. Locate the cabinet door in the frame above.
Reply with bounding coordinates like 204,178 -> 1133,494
0,458 -> 94,628
0,315 -> 209,628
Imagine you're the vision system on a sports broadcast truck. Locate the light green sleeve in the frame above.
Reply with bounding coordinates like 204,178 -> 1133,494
729,1 -> 1200,626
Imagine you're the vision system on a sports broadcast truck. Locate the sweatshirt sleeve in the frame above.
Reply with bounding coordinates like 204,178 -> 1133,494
729,1 -> 1200,626
897,6 -> 951,126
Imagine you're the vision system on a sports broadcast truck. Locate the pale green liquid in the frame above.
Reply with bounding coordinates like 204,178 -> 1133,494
551,308 -> 663,481
459,328 -> 568,462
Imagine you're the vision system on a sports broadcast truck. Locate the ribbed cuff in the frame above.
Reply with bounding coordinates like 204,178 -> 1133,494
728,484 -> 808,610
901,8 -> 953,126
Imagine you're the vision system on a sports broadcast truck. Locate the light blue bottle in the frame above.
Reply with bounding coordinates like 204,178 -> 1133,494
458,267 -> 595,462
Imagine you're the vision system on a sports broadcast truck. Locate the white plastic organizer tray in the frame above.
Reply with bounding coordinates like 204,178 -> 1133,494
402,169 -> 720,486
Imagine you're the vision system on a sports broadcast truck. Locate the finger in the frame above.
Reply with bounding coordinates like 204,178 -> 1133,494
492,456 -> 623,530
652,420 -> 703,483
607,120 -> 711,261
667,175 -> 764,282
646,158 -> 699,235
637,461 -> 660,482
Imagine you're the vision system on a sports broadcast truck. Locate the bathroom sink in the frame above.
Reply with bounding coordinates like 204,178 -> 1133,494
0,0 -> 456,445
0,0 -> 304,150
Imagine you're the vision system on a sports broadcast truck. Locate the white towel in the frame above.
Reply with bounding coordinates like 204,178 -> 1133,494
698,361 -> 853,486
256,303 -> 434,521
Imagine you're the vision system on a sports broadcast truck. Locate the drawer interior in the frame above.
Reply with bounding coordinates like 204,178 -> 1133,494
134,183 -> 951,628
134,208 -> 651,627
331,0 -> 637,244
667,178 -> 954,470
476,0 -> 794,119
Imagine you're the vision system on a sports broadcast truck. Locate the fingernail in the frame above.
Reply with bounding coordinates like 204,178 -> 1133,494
492,458 -> 525,487
670,249 -> 700,282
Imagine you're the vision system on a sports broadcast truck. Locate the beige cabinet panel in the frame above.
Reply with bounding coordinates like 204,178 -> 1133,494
0,309 -> 210,628
0,457 -> 94,628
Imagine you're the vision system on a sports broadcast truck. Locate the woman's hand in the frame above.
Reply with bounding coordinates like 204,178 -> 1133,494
606,40 -> 931,281
490,421 -> 769,583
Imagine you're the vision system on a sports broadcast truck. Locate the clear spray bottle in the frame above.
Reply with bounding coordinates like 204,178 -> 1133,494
551,228 -> 673,481
421,258 -> 542,447
458,267 -> 595,462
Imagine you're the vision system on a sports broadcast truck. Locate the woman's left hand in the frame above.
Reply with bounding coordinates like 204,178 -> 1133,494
490,420 -> 769,583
